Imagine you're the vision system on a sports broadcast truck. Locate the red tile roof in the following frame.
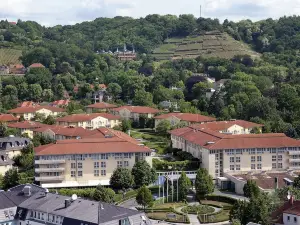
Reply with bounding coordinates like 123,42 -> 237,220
8,121 -> 45,129
272,200 -> 300,223
87,128 -> 138,144
29,63 -> 45,68
170,127 -> 300,149
35,138 -> 150,156
0,114 -> 18,122
56,113 -> 120,123
191,120 -> 263,131
155,113 -> 216,123
18,101 -> 38,107
51,99 -> 70,106
86,102 -> 117,109
9,22 -> 17,25
112,106 -> 160,114
11,64 -> 25,69
8,106 -> 65,114
33,125 -> 92,138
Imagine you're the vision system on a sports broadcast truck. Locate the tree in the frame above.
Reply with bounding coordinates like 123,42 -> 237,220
178,171 -> 191,201
156,120 -> 171,136
110,167 -> 134,190
136,185 -> 153,211
28,84 -> 42,102
42,89 -> 54,102
243,180 -> 260,198
132,160 -> 157,188
93,185 -> 115,203
107,83 -> 122,100
2,168 -> 19,190
195,168 -> 214,199
121,120 -> 132,133
293,175 -> 300,188
132,90 -> 153,106
43,115 -> 56,125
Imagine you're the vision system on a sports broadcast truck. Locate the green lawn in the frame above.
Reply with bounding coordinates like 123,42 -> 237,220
147,212 -> 188,223
198,209 -> 230,223
153,202 -> 186,209
200,200 -> 233,209
182,205 -> 215,214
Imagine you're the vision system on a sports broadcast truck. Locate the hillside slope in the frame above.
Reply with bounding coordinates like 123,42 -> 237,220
152,31 -> 260,60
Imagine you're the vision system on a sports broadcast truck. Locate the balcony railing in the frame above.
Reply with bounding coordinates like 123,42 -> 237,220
35,160 -> 66,165
289,151 -> 300,155
35,176 -> 64,181
35,168 -> 65,173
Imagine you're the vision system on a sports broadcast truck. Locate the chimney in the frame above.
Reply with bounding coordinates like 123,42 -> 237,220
23,185 -> 31,196
65,199 -> 71,208
290,195 -> 294,205
274,177 -> 278,189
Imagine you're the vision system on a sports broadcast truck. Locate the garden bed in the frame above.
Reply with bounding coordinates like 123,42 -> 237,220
198,209 -> 230,223
200,200 -> 233,210
182,204 -> 215,214
147,211 -> 189,223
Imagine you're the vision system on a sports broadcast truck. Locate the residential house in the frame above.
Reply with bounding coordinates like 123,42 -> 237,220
56,113 -> 121,129
169,127 -> 300,178
34,138 -> 152,188
18,101 -> 38,107
7,121 -> 45,138
0,184 -> 46,225
154,113 -> 216,129
8,106 -> 65,120
0,114 -> 18,123
86,102 -> 117,113
159,101 -> 179,110
12,189 -> 150,225
112,106 -> 160,121
51,99 -> 70,107
0,65 -> 9,75
191,120 -> 263,134
28,63 -> 45,70
0,153 -> 13,175
0,136 -> 30,159
9,64 -> 26,74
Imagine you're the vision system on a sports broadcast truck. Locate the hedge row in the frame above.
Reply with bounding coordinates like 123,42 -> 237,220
204,195 -> 238,205
153,158 -> 199,171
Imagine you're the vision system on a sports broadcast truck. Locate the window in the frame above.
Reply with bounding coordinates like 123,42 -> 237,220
251,164 -> 255,170
236,165 -> 240,170
71,163 -> 76,169
77,162 -> 82,169
257,156 -> 262,162
78,171 -> 82,177
230,157 -> 234,163
272,163 -> 277,169
278,155 -> 283,161
230,165 -> 234,171
278,163 -> 283,169
101,170 -> 106,176
117,161 -> 123,168
294,217 -> 297,222
251,156 -> 256,162
272,155 -> 277,161
101,154 -> 108,160
257,164 -> 262,169
236,157 -> 240,163
94,162 -> 99,169
71,171 -> 76,177
250,149 -> 256,154
124,161 -> 129,167
288,216 -> 290,221
101,162 -> 106,168
94,170 -> 99,177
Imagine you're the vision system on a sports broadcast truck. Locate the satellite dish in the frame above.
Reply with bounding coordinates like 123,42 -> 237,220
71,194 -> 78,201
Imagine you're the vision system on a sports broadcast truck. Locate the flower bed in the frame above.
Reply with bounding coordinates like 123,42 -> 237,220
182,204 -> 215,215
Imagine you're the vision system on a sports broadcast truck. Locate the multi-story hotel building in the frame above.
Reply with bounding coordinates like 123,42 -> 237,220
154,113 -> 216,130
34,137 -> 151,188
170,126 -> 300,178
56,113 -> 121,129
85,102 -> 117,113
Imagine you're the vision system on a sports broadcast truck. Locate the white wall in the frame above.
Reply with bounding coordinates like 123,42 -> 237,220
283,213 -> 300,225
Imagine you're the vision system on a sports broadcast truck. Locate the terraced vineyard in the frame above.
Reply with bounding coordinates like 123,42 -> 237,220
152,31 -> 260,60
0,48 -> 22,65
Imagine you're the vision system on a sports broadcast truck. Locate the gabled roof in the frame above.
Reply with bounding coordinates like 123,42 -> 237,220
18,101 -> 37,107
112,106 -> 160,114
8,121 -> 45,129
170,127 -> 300,149
0,114 -> 18,122
272,200 -> 300,223
86,102 -> 117,109
56,113 -> 120,123
35,138 -> 150,156
33,125 -> 92,138
28,63 -> 45,68
155,113 -> 216,123
18,192 -> 145,224
8,106 -> 65,114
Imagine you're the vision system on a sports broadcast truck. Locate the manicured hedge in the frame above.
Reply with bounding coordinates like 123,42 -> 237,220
204,195 -> 238,205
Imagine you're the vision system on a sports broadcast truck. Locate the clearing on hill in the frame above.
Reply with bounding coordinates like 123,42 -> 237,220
151,31 -> 260,60
0,48 -> 22,65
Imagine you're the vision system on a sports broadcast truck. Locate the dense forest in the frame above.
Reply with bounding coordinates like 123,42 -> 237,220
1,15 -> 300,137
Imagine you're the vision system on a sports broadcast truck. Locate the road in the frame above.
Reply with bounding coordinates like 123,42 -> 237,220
119,198 -> 139,209
213,189 -> 248,201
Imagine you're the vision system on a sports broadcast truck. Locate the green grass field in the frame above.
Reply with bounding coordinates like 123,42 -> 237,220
152,32 -> 260,60
0,48 -> 22,65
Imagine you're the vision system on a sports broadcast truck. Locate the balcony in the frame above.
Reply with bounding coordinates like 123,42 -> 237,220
289,158 -> 300,163
35,160 -> 66,165
35,176 -> 64,182
35,168 -> 65,173
289,151 -> 300,155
